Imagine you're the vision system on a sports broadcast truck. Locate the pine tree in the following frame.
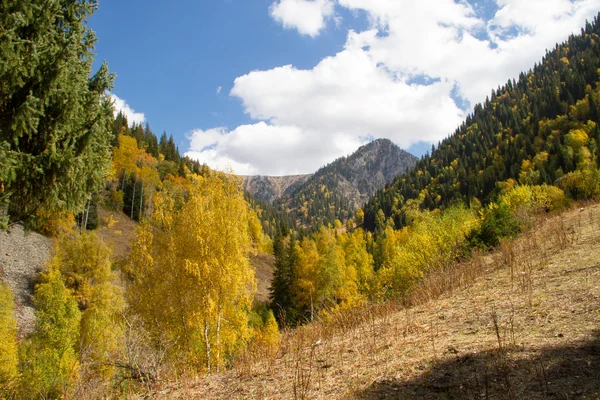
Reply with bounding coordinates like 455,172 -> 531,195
1,0 -> 115,224
269,227 -> 298,325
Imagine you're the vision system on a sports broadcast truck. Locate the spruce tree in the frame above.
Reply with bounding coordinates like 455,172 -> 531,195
269,226 -> 298,325
0,0 -> 115,224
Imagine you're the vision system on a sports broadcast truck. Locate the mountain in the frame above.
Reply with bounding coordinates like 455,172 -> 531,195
245,139 -> 417,230
288,138 -> 418,210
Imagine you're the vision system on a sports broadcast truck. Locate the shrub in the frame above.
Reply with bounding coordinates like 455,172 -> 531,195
499,184 -> 569,227
468,202 -> 520,248
20,268 -> 81,399
0,283 -> 19,394
556,165 -> 600,200
30,208 -> 76,237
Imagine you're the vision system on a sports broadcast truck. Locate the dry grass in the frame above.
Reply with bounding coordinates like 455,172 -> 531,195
96,206 -> 139,264
251,253 -> 275,303
141,203 -> 600,399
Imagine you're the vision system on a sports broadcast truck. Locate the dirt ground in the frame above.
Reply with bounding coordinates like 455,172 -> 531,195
0,224 -> 51,338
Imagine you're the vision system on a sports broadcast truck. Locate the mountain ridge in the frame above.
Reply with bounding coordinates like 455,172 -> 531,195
244,139 -> 418,228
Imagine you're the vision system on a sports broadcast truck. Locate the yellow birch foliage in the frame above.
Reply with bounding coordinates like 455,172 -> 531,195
340,228 -> 374,299
0,283 -> 19,392
295,227 -> 364,318
112,135 -> 142,179
127,173 -> 257,373
50,233 -> 124,377
261,310 -> 280,350
20,268 -> 81,399
294,238 -> 319,318
376,206 -> 478,297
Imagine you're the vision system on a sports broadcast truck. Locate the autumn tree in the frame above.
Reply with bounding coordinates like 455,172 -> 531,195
20,269 -> 81,399
377,206 -> 478,297
127,173 -> 257,372
1,0 -> 115,224
294,237 -> 319,321
49,233 -> 124,378
340,229 -> 374,298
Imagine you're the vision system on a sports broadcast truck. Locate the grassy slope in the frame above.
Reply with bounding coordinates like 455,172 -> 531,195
149,203 -> 600,399
96,206 -> 139,263
252,252 -> 275,303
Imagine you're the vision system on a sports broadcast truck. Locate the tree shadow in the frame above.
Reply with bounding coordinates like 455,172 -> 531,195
357,330 -> 600,399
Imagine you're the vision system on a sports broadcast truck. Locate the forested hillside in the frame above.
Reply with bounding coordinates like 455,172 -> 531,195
365,17 -> 600,230
1,3 -> 274,397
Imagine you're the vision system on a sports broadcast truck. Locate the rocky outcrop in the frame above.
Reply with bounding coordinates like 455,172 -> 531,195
243,174 -> 312,204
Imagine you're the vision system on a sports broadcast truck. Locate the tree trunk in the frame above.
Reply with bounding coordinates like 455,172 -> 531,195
131,179 -> 136,219
204,322 -> 211,373
84,197 -> 91,230
216,307 -> 222,373
139,183 -> 144,220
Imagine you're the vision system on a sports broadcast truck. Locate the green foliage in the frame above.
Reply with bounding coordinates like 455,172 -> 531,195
76,195 -> 100,231
20,268 -> 81,399
556,160 -> 600,199
0,143 -> 17,229
468,202 -> 520,249
269,228 -> 299,325
0,283 -> 19,394
500,184 -> 569,221
1,0 -> 115,225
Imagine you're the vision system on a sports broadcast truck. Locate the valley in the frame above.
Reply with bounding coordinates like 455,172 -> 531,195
2,3 -> 600,399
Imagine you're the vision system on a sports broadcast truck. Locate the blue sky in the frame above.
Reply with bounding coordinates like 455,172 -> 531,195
90,1 -> 369,150
89,0 -> 600,175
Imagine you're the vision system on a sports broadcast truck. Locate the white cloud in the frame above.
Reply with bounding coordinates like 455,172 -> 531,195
337,0 -> 600,105
187,0 -> 600,176
230,47 -> 464,149
110,94 -> 145,126
216,86 -> 222,95
270,0 -> 335,37
185,122 -> 362,176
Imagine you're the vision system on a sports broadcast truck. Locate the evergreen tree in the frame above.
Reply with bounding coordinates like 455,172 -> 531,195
269,226 -> 297,325
0,0 -> 115,224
